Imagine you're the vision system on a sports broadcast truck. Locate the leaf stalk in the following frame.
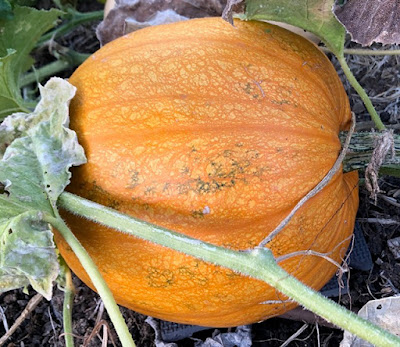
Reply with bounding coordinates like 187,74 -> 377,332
336,54 -> 386,131
62,266 -> 75,347
37,10 -> 104,47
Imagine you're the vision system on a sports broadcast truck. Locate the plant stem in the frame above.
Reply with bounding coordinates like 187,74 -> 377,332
21,60 -> 69,87
63,267 -> 75,347
44,213 -> 136,347
343,132 -> 400,175
336,54 -> 386,131
321,47 -> 400,56
20,50 -> 89,87
58,192 -> 400,347
37,10 -> 104,47
344,48 -> 400,56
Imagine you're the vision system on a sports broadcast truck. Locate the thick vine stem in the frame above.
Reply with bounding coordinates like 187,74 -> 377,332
58,192 -> 400,347
336,54 -> 385,131
20,49 -> 89,87
43,213 -> 136,347
342,131 -> 400,178
63,267 -> 75,347
37,10 -> 104,47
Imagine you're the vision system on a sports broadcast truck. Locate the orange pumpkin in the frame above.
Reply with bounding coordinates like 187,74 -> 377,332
55,17 -> 359,327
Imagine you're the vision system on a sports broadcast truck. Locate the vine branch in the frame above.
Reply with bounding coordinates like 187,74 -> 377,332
257,113 -> 356,248
62,266 -> 75,347
57,191 -> 400,347
336,54 -> 385,131
43,213 -> 136,347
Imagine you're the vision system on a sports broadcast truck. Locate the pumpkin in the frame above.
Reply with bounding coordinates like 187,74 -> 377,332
55,17 -> 359,327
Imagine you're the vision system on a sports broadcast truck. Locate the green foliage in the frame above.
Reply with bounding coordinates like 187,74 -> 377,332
0,0 -> 13,20
0,5 -> 63,120
242,0 -> 346,55
0,78 -> 86,299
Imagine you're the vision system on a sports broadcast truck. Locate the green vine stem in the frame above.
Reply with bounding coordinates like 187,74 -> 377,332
343,48 -> 400,56
343,132 -> 400,176
20,49 -> 89,87
63,266 -> 75,347
336,54 -> 386,131
37,10 -> 104,47
320,47 -> 400,56
57,192 -> 400,347
43,213 -> 136,347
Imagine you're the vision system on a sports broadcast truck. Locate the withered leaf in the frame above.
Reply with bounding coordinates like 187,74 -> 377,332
334,0 -> 400,46
97,0 -> 227,45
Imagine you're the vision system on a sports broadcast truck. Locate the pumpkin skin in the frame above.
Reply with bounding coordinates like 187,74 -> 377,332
55,17 -> 359,327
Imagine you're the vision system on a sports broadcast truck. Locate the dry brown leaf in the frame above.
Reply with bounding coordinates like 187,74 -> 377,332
334,0 -> 400,46
340,296 -> 400,347
97,0 -> 227,45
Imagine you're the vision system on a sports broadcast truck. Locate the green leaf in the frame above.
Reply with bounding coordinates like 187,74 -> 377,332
241,0 -> 346,55
0,215 -> 58,299
10,0 -> 38,6
0,77 -> 86,298
0,0 -> 13,20
0,5 -> 63,120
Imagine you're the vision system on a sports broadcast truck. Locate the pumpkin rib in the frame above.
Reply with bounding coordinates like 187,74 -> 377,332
78,123 -> 343,144
73,97 -> 344,136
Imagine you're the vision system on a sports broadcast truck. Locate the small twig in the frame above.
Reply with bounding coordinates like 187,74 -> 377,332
379,273 -> 400,295
276,250 -> 343,270
279,308 -> 338,329
0,293 -> 43,346
358,217 -> 399,225
94,301 -> 108,345
260,299 -> 294,305
339,236 -> 354,307
83,320 -> 117,347
0,306 -> 8,333
47,306 -> 58,343
95,301 -> 105,326
280,323 -> 308,347
316,323 -> 321,347
379,194 -> 400,208
258,113 -> 356,247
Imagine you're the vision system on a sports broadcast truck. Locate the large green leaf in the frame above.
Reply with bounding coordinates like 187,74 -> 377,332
241,0 -> 346,55
0,78 -> 86,299
0,5 -> 63,120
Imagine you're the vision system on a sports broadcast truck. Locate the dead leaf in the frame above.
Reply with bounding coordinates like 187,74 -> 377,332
221,0 -> 244,25
340,296 -> 400,347
334,0 -> 400,46
97,0 -> 227,45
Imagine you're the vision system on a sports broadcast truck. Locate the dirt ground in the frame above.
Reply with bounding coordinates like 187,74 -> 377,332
0,1 -> 399,346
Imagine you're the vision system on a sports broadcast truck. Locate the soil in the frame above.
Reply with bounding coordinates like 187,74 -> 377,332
0,1 -> 399,346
